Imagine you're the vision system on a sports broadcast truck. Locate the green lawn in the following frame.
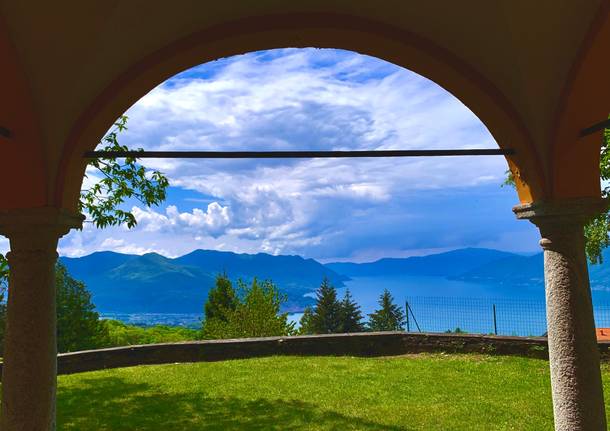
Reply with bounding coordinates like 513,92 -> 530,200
56,354 -> 610,430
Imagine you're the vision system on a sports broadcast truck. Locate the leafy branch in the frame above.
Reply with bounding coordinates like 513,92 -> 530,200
79,115 -> 169,229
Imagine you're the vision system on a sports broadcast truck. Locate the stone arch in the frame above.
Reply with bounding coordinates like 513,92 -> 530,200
53,13 -> 547,212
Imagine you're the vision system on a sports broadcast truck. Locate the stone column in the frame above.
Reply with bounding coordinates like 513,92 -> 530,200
0,208 -> 83,431
514,198 -> 607,431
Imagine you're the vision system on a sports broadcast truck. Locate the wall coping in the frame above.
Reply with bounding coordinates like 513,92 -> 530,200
2,332 -> 609,377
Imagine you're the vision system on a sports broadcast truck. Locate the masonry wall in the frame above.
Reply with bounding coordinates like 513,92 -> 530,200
2,332 -> 609,378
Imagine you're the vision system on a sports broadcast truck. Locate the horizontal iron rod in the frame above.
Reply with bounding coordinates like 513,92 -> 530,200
580,118 -> 610,137
84,149 -> 515,159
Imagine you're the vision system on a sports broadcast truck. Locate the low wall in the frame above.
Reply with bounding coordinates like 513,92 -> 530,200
55,332 -> 610,375
2,332 -> 609,377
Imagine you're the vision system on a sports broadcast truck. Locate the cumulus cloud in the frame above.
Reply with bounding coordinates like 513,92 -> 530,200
132,203 -> 231,237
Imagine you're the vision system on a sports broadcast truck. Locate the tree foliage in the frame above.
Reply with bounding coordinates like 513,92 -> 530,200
80,115 -> 169,229
300,278 -> 343,334
368,289 -> 405,332
585,119 -> 610,263
298,306 -> 316,335
100,320 -> 200,347
203,273 -> 238,323
299,280 -> 365,334
339,289 -> 365,333
56,263 -> 107,353
202,278 -> 295,339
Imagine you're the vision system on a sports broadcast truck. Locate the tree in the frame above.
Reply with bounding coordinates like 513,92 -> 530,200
339,289 -> 365,333
303,277 -> 343,334
204,273 -> 238,322
229,279 -> 294,338
201,274 -> 238,338
202,278 -> 295,339
298,306 -> 316,335
368,289 -> 405,332
504,117 -> 610,264
585,120 -> 610,263
56,263 -> 107,352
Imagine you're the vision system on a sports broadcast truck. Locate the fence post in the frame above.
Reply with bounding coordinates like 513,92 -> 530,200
493,304 -> 498,335
405,301 -> 410,332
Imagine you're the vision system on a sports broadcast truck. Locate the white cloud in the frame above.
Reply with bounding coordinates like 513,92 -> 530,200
132,203 -> 231,238
0,236 -> 9,255
98,238 -> 164,256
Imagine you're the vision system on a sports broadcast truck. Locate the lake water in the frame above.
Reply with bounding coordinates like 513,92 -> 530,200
101,275 -> 610,336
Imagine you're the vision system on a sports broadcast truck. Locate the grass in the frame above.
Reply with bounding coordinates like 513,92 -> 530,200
56,354 -> 610,430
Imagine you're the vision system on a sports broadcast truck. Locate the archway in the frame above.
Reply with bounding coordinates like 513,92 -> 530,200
54,13 -> 547,214
1,6 -> 609,430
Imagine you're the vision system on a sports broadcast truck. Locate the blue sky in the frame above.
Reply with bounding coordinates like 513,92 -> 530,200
50,48 -> 540,262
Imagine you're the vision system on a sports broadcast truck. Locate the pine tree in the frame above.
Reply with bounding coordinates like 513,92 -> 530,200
299,306 -> 315,335
204,273 -> 237,322
310,277 -> 342,334
368,289 -> 405,332
339,289 -> 365,333
202,273 -> 238,338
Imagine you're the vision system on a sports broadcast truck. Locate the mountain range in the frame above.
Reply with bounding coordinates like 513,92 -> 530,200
60,250 -> 347,313
325,248 -> 518,277
60,247 -> 610,314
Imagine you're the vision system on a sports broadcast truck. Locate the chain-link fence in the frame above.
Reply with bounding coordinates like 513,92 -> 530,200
405,296 -> 610,337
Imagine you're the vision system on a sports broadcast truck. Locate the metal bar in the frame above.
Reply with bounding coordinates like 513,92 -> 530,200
407,302 -> 421,333
406,301 -> 410,332
580,118 -> 610,137
84,148 -> 515,159
493,304 -> 498,336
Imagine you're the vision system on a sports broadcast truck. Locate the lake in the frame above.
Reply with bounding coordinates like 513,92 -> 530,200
101,275 -> 610,336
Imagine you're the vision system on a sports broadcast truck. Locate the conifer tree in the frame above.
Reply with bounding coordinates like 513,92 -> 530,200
339,289 -> 365,333
368,289 -> 405,332
298,306 -> 315,335
203,273 -> 237,322
308,277 -> 342,334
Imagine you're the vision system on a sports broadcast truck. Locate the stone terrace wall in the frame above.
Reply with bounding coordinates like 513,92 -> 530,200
2,332 -> 609,377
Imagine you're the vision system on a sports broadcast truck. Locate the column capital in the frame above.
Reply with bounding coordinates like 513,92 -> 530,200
513,197 -> 608,224
0,207 -> 84,249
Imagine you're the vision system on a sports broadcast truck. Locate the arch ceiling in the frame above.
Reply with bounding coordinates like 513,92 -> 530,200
0,1 -> 608,210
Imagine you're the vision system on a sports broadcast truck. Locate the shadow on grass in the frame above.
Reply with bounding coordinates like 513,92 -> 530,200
58,376 -> 408,431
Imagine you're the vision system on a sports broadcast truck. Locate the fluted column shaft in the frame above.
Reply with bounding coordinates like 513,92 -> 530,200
0,208 -> 83,431
515,199 -> 607,431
